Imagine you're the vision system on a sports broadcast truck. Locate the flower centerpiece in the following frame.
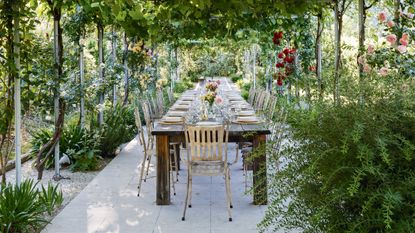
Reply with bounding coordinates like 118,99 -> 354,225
202,91 -> 217,106
205,80 -> 220,92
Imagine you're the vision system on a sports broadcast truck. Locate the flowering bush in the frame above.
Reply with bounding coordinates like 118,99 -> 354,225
274,47 -> 296,86
362,9 -> 414,78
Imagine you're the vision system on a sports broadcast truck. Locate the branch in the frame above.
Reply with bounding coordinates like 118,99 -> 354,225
364,0 -> 379,10
35,98 -> 65,180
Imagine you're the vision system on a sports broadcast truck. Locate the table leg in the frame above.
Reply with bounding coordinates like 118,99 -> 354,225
252,134 -> 267,205
156,135 -> 170,205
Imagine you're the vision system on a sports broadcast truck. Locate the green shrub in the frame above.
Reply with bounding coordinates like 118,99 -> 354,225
230,74 -> 242,83
30,128 -> 54,169
95,104 -> 137,157
260,97 -> 415,233
62,124 -> 101,172
39,182 -> 63,215
30,123 -> 101,171
0,180 -> 62,233
174,79 -> 194,94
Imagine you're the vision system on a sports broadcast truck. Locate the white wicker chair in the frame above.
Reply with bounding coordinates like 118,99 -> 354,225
182,123 -> 233,222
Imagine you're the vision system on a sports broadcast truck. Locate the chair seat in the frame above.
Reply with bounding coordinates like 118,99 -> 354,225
190,160 -> 225,175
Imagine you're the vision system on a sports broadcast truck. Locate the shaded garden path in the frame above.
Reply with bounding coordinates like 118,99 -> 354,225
42,135 -> 281,233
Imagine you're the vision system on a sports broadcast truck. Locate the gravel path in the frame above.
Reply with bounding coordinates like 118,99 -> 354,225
5,159 -> 104,208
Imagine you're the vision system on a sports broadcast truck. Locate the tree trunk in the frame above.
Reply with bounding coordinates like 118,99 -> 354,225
13,0 -> 22,185
79,41 -> 85,128
394,0 -> 400,40
97,22 -> 104,125
316,12 -> 323,99
111,27 -> 117,107
123,33 -> 129,106
333,2 -> 343,104
36,2 -> 66,180
358,0 -> 366,104
52,9 -> 63,180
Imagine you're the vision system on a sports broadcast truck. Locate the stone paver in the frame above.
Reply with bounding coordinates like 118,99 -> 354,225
42,134 -> 280,233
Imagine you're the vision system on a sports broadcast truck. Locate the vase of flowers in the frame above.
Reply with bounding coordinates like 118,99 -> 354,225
202,91 -> 216,107
205,80 -> 220,92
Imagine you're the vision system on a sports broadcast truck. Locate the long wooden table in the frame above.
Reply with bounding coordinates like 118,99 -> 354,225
151,93 -> 271,206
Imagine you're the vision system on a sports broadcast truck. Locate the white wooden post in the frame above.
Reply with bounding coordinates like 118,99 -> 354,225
53,18 -> 61,178
252,45 -> 256,89
13,2 -> 22,185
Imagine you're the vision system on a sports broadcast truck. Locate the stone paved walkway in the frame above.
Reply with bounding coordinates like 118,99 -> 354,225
42,135 -> 274,233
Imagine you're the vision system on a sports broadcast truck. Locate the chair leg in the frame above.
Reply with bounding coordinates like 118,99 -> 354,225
225,168 -> 233,221
173,145 -> 179,181
145,150 -> 152,179
188,175 -> 193,208
182,172 -> 191,221
244,163 -> 248,192
169,155 -> 176,196
226,168 -> 233,209
137,149 -> 148,197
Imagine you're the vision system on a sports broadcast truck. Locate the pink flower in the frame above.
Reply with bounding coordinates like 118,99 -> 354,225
386,34 -> 397,45
402,33 -> 409,41
397,45 -> 407,54
216,80 -> 221,85
399,37 -> 408,46
367,44 -> 375,54
378,11 -> 387,22
357,55 -> 365,65
363,64 -> 371,73
387,20 -> 395,27
214,96 -> 223,105
379,67 -> 389,76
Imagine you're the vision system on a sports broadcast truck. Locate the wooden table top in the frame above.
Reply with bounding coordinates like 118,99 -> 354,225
152,87 -> 271,136
152,121 -> 271,136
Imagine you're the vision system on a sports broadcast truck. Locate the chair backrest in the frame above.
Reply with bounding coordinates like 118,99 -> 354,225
156,90 -> 165,115
140,100 -> 153,135
167,88 -> 175,104
248,86 -> 256,104
184,124 -> 229,162
254,89 -> 265,110
266,95 -> 278,120
260,91 -> 271,111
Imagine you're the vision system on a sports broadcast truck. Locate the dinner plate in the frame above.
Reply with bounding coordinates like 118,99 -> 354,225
238,111 -> 256,116
161,116 -> 183,123
196,121 -> 221,126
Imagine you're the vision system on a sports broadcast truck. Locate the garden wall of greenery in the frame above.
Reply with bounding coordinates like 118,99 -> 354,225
0,0 -> 414,232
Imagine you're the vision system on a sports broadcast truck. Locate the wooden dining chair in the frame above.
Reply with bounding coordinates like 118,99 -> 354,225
248,85 -> 256,105
182,123 -> 233,222
241,106 -> 287,191
156,90 -> 165,116
136,100 -> 179,197
167,88 -> 175,105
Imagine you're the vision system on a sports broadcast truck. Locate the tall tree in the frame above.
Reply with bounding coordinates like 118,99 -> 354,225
123,32 -> 129,106
333,0 -> 351,104
358,0 -> 377,103
316,12 -> 324,99
36,0 -> 70,180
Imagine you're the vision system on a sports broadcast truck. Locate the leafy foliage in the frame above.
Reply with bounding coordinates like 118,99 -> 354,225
261,91 -> 415,232
94,104 -> 137,157
0,179 -> 62,233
